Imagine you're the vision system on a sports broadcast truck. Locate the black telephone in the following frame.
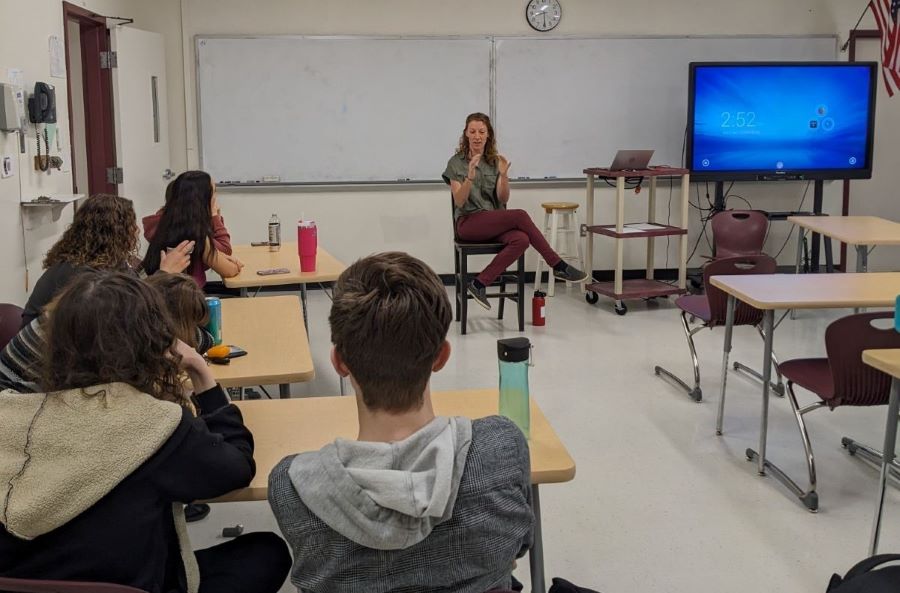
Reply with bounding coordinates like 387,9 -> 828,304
27,82 -> 56,124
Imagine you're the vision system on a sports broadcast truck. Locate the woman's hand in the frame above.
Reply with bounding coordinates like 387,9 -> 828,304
159,240 -> 195,274
174,339 -> 217,394
466,154 -> 481,181
210,194 -> 220,217
498,155 -> 511,177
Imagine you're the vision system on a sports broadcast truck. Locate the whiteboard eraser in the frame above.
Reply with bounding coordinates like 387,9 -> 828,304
262,175 -> 280,183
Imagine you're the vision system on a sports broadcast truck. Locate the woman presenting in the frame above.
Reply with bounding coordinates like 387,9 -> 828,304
443,112 -> 587,310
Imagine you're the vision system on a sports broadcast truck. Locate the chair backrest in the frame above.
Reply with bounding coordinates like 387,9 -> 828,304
0,303 -> 24,350
711,210 -> 769,259
0,577 -> 147,593
703,255 -> 777,327
825,312 -> 900,408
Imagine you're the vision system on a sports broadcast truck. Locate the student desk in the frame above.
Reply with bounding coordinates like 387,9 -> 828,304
210,296 -> 314,398
788,216 -> 900,274
214,389 -> 576,593
861,349 -> 900,555
709,273 -> 900,505
223,243 -> 347,327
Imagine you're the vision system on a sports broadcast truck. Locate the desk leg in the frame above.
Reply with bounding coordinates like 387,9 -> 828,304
716,294 -> 736,436
240,288 -> 248,297
279,384 -> 290,398
529,485 -> 546,593
300,284 -> 309,329
855,245 -> 868,314
824,237 -> 834,273
870,378 -> 900,555
753,310 -> 775,475
339,376 -> 347,396
795,228 -> 804,275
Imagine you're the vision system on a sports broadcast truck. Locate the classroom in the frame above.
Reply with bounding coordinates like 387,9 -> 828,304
1,1 -> 900,592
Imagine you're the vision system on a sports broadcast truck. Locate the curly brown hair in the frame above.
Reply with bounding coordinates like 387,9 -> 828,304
144,273 -> 209,348
42,269 -> 189,407
43,194 -> 139,270
455,112 -> 499,166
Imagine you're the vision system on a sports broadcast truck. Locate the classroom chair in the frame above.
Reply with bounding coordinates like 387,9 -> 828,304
0,304 -> 24,349
765,312 -> 900,512
534,201 -> 585,297
709,209 -> 769,259
452,201 -> 525,335
654,255 -> 783,403
0,576 -> 147,593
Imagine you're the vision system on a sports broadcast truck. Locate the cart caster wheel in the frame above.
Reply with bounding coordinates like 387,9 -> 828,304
614,302 -> 627,316
585,292 -> 599,305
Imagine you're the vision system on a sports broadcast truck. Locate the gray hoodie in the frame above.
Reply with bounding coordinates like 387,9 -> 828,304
269,414 -> 533,593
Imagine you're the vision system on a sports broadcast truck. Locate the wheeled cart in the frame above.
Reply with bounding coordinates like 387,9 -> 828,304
582,167 -> 690,315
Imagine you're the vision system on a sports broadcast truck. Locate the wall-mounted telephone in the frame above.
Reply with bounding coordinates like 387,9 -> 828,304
28,82 -> 56,124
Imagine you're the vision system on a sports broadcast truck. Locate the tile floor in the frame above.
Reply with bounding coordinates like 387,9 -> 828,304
189,284 -> 900,593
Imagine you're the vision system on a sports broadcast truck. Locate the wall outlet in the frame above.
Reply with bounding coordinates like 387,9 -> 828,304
1,155 -> 12,178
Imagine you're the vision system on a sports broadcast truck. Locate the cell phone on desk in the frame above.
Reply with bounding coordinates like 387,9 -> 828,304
257,268 -> 289,276
227,346 -> 247,358
250,241 -> 269,247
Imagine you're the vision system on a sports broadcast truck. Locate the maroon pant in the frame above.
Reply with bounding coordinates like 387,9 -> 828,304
456,209 -> 562,286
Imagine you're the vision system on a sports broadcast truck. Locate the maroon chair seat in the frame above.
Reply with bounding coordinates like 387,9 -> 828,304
710,209 -> 768,260
0,576 -> 147,593
655,255 -> 782,403
763,312 -> 900,513
673,294 -> 711,323
779,359 -> 835,402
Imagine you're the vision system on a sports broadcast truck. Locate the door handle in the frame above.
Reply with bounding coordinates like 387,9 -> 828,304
163,168 -> 174,180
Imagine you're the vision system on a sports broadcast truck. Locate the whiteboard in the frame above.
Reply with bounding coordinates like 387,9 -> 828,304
196,36 -> 492,184
494,36 -> 837,179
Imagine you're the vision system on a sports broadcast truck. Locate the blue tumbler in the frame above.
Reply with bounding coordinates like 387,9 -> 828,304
498,337 -> 532,439
896,295 -> 900,332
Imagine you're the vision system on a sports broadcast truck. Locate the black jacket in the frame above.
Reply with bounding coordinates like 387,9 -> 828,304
0,385 -> 254,593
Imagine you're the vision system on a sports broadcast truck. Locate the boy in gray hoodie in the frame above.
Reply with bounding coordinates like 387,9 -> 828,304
268,252 -> 533,593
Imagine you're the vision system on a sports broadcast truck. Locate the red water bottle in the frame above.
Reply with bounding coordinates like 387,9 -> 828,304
297,220 -> 317,272
532,291 -> 546,326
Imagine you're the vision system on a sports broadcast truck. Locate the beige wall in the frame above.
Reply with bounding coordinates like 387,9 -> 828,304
0,0 -> 135,305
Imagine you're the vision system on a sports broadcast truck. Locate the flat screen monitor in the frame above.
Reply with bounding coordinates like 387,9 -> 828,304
686,62 -> 877,181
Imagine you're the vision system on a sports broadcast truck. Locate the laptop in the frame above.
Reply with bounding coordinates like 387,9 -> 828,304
609,150 -> 654,171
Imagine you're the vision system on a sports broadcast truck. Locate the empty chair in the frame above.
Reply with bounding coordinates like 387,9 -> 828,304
762,312 -> 900,512
654,255 -> 783,403
0,576 -> 147,593
0,304 -> 24,350
710,209 -> 768,259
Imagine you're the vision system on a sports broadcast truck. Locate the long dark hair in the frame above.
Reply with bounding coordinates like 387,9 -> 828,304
141,171 -> 216,275
43,194 -> 138,270
42,269 -> 188,407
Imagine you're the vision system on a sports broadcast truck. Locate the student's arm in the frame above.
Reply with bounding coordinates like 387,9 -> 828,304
211,215 -> 233,255
204,238 -> 244,278
496,155 -> 511,204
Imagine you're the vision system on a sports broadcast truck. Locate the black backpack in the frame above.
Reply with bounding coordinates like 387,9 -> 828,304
827,555 -> 900,592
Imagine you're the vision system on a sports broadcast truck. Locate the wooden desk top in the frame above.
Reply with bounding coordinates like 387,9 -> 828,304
224,243 -> 347,289
583,166 -> 689,178
787,216 -> 900,246
210,296 -> 314,388
863,349 -> 900,379
214,389 -> 576,502
709,272 -> 900,310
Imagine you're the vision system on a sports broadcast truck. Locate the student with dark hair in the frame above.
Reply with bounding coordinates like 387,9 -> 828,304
142,171 -> 243,287
0,270 -> 291,593
21,193 -> 194,327
268,252 -> 533,593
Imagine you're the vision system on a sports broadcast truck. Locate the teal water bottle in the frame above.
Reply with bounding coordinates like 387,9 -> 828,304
896,295 -> 900,332
498,337 -> 532,439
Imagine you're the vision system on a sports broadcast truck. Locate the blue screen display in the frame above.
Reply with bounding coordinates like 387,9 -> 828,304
691,65 -> 873,173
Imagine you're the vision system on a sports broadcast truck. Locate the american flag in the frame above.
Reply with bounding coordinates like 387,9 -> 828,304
869,0 -> 900,96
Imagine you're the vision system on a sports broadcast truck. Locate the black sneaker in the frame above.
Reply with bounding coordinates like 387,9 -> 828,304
185,503 -> 211,523
467,281 -> 491,310
554,264 -> 589,283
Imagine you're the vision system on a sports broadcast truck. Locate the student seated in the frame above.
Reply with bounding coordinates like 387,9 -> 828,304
268,252 -> 533,593
0,270 -> 290,593
0,273 -> 215,393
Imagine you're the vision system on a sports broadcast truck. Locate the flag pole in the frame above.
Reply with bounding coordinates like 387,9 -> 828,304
841,2 -> 872,51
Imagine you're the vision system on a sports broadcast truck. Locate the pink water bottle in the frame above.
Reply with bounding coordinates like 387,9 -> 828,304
298,220 -> 317,272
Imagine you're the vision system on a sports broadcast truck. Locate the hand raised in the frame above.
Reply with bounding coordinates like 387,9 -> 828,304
498,155 -> 512,176
159,240 -> 195,274
467,154 -> 482,179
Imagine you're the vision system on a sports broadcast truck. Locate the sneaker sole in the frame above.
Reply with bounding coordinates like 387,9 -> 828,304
467,287 -> 492,310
